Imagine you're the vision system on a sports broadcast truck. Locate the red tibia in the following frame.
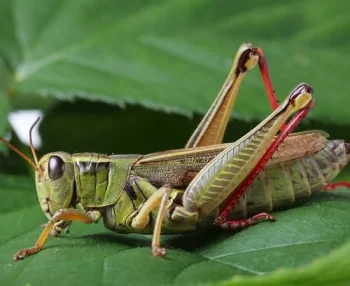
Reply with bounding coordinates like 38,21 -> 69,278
255,47 -> 280,111
324,182 -> 350,191
255,47 -> 286,131
219,212 -> 275,230
215,101 -> 314,225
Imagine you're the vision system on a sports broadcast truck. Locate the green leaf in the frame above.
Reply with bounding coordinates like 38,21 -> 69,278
1,1 -> 350,286
219,240 -> 350,286
1,0 -> 350,123
38,99 -> 260,156
1,174 -> 350,285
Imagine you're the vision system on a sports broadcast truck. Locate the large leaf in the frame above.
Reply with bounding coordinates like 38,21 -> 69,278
1,174 -> 350,285
1,0 -> 350,123
1,1 -> 350,286
219,240 -> 350,286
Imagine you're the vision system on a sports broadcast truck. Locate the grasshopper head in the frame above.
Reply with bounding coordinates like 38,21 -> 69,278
36,152 -> 76,219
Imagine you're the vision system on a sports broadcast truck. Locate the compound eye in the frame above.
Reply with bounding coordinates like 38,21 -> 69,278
48,155 -> 65,180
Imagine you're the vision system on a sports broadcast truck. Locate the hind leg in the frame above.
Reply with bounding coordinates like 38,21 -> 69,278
216,212 -> 275,230
324,182 -> 350,191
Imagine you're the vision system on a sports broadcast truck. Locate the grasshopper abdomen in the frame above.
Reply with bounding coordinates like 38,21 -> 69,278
231,140 -> 348,218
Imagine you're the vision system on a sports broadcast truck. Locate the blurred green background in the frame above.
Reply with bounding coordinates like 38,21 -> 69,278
1,1 -> 350,286
1,0 -> 350,167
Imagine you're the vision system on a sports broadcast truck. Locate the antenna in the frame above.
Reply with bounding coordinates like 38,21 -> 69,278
0,117 -> 43,176
29,117 -> 40,166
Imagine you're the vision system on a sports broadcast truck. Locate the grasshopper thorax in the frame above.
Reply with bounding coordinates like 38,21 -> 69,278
36,152 -> 76,219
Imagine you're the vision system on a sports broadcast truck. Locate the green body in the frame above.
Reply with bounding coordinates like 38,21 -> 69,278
62,137 -> 347,235
32,47 -> 319,239
33,86 -> 340,237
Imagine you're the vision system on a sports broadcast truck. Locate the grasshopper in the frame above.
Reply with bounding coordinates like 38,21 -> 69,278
0,43 -> 345,262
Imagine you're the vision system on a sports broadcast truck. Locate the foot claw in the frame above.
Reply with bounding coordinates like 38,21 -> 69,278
268,214 -> 276,221
13,247 -> 40,261
13,250 -> 29,261
13,251 -> 25,261
152,247 -> 166,257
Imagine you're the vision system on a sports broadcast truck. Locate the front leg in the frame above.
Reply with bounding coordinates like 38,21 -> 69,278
14,209 -> 101,261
